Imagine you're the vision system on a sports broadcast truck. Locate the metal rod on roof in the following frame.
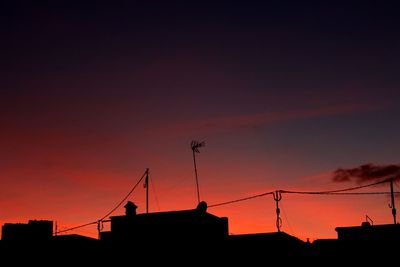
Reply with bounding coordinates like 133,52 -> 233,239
191,140 -> 205,204
145,168 -> 149,214
389,178 -> 397,224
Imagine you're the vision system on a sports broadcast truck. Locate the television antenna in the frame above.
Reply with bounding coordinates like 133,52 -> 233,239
191,140 -> 205,204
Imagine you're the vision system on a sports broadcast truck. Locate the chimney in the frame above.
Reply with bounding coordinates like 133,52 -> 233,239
124,201 -> 138,217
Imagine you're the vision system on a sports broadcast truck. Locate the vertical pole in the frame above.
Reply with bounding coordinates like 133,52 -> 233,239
97,221 -> 101,240
193,150 -> 201,204
146,168 -> 149,214
273,191 -> 282,232
390,178 -> 397,224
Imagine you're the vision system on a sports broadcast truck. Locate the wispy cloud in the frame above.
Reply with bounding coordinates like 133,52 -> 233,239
171,102 -> 384,135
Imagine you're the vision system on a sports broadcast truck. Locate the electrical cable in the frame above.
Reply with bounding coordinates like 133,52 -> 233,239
99,170 -> 147,221
280,201 -> 295,236
55,175 -> 399,234
150,176 -> 161,211
280,178 -> 390,195
208,179 -> 396,208
208,191 -> 274,208
55,221 -> 97,235
55,170 -> 147,235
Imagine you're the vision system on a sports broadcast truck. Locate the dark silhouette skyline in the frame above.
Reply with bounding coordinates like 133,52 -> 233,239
1,201 -> 399,265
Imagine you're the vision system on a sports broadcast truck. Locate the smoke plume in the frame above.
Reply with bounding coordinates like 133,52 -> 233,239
333,163 -> 400,183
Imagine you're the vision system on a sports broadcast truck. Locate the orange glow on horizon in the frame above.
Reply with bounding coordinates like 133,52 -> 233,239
1,166 -> 397,241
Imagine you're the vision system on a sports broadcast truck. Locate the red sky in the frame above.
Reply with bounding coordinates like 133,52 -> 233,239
1,1 -> 400,240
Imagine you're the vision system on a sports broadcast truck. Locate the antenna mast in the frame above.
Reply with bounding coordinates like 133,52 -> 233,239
389,178 -> 397,224
145,168 -> 149,214
191,140 -> 205,204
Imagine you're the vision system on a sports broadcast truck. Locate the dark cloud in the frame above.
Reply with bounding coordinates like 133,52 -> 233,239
333,163 -> 400,183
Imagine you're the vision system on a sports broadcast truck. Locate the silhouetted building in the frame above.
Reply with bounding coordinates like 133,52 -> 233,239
100,201 -> 228,243
1,220 -> 53,242
53,234 -> 97,243
335,223 -> 400,241
227,232 -> 306,262
311,223 -> 400,262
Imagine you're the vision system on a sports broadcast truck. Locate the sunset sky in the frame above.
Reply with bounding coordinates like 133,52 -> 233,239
1,1 -> 400,240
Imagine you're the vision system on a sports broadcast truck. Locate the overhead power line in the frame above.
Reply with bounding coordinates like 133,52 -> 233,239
208,179 -> 397,208
150,175 -> 161,211
55,221 -> 97,235
55,170 -> 147,235
280,178 -> 390,195
208,191 -> 274,208
321,192 -> 400,195
55,175 -> 399,235
99,170 -> 147,221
